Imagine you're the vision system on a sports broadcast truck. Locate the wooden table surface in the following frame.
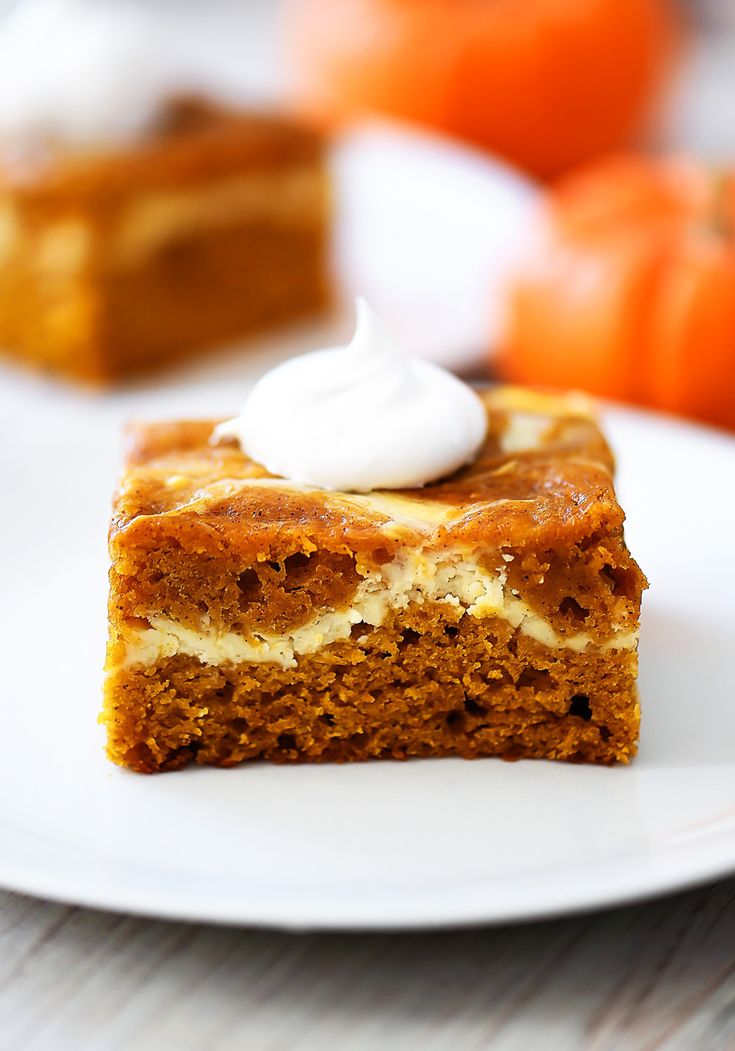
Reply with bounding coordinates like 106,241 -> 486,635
2,879 -> 735,1050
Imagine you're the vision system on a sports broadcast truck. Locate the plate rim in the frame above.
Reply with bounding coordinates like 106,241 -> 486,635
1,815 -> 734,930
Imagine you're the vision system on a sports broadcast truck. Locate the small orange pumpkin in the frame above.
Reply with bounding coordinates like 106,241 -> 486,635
283,0 -> 680,179
497,155 -> 735,431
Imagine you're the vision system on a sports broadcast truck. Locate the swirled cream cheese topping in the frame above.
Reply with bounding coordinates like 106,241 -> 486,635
216,300 -> 488,492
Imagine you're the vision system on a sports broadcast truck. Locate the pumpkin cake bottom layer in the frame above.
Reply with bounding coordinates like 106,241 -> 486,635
104,604 -> 640,773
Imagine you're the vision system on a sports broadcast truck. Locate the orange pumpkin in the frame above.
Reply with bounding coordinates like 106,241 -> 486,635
497,156 -> 735,430
282,0 -> 680,179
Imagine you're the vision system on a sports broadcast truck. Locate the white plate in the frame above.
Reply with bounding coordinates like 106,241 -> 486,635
330,121 -> 539,370
1,364 -> 734,929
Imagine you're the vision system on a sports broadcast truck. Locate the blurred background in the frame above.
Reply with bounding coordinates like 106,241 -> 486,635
62,0 -> 727,158
0,0 -> 733,430
208,0 -> 735,161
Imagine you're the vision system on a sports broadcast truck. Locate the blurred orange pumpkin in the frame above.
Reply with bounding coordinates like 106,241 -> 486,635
497,155 -> 735,430
283,0 -> 679,179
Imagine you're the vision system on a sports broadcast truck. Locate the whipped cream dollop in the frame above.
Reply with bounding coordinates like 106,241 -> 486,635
0,0 -> 251,147
216,300 -> 488,492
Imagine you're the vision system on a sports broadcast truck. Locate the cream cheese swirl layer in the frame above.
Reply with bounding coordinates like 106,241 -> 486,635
119,549 -> 638,672
216,300 -> 487,492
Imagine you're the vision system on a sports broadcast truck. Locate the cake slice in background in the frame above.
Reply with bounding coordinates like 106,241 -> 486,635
0,0 -> 330,384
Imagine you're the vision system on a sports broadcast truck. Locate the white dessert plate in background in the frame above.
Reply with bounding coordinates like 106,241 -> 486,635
330,120 -> 539,370
1,371 -> 734,930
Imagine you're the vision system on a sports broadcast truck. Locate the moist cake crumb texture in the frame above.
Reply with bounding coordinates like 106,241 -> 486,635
102,387 -> 647,772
